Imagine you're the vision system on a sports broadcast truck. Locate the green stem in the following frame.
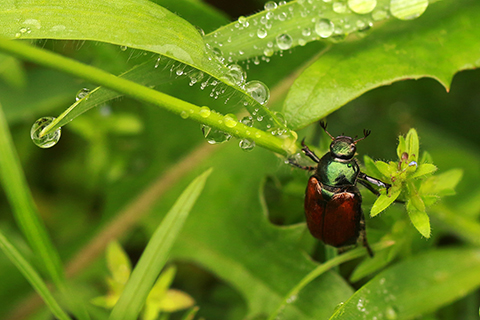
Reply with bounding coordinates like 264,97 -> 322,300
0,37 -> 298,156
267,241 -> 395,320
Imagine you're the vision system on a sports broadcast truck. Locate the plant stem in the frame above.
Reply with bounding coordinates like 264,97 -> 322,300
0,36 -> 298,156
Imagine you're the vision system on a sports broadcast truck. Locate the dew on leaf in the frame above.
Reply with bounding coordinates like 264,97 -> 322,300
239,139 -> 255,151
76,88 -> 90,101
276,33 -> 293,50
201,125 -> 232,144
390,0 -> 428,20
31,117 -> 61,148
315,19 -> 335,38
244,80 -> 270,105
348,0 -> 377,14
264,1 -> 278,10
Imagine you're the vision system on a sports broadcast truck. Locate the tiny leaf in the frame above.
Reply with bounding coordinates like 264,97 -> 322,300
419,169 -> 463,196
106,241 -> 131,285
410,163 -> 437,179
406,129 -> 420,161
371,188 -> 401,217
396,136 -> 406,160
407,201 -> 431,238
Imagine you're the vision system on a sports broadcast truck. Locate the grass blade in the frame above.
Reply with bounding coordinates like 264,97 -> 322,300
0,103 -> 65,287
109,168 -> 212,320
0,231 -> 71,320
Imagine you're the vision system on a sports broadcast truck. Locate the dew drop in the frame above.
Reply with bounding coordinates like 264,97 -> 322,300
120,45 -> 128,51
390,0 -> 428,20
333,1 -> 348,13
264,1 -> 278,10
199,106 -> 211,118
239,138 -> 255,151
302,27 -> 311,37
223,114 -> 238,128
385,306 -> 398,320
76,88 -> 90,101
180,110 -> 189,119
257,27 -> 268,39
276,33 -> 293,50
315,19 -> 335,38
244,80 -> 270,105
371,8 -> 388,20
263,47 -> 274,57
348,0 -> 377,14
189,71 -> 205,86
196,26 -> 205,37
223,64 -> 246,86
201,125 -> 232,144
31,117 -> 61,148
241,116 -> 254,127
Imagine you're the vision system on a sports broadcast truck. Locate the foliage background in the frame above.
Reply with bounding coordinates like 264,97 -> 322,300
1,0 -> 480,319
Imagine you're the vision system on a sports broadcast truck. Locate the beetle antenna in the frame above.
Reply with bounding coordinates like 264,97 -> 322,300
319,121 -> 334,140
354,129 -> 371,144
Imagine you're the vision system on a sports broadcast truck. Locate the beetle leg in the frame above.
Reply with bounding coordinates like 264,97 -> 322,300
288,159 -> 316,171
358,172 -> 391,191
359,214 -> 374,257
301,139 -> 321,163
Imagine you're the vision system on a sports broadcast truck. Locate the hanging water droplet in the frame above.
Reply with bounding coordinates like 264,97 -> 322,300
241,116 -> 254,127
315,19 -> 335,38
76,88 -> 90,101
196,26 -> 205,37
120,45 -> 128,51
223,114 -> 238,128
201,125 -> 232,144
276,33 -> 293,50
31,117 -> 61,148
189,71 -> 204,86
199,106 -> 211,118
223,64 -> 247,86
238,16 -> 249,27
244,80 -> 270,105
348,0 -> 377,14
239,139 -> 255,151
263,47 -> 274,57
264,1 -> 278,10
390,0 -> 428,20
302,27 -> 311,37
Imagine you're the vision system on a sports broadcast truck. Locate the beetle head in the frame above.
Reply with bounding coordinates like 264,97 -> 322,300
320,121 -> 371,160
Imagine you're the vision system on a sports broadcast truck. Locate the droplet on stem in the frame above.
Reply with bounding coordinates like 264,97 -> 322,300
31,117 -> 61,148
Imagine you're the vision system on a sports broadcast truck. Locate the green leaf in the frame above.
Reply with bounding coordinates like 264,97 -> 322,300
330,249 -> 480,320
373,160 -> 392,178
0,104 -> 65,287
106,241 -> 131,285
371,188 -> 401,217
283,0 -> 480,129
109,168 -> 212,320
396,136 -> 406,160
409,163 -> 437,179
0,231 -> 71,320
407,200 -> 430,238
406,128 -> 419,161
419,169 -> 463,197
157,289 -> 195,312
162,145 -> 355,320
0,0 -> 205,67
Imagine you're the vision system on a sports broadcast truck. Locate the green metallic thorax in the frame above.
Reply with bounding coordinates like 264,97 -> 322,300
314,152 -> 360,199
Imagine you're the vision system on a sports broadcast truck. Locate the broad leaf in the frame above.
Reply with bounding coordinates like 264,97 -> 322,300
330,249 -> 480,320
283,0 -> 480,129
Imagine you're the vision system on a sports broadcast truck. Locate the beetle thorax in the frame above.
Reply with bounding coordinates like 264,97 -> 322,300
316,152 -> 360,188
330,136 -> 356,160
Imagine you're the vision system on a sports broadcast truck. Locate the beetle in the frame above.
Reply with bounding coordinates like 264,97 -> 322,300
290,122 -> 391,257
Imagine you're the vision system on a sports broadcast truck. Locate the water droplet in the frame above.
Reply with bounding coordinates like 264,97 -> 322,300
120,45 -> 128,51
348,0 -> 377,14
244,80 -> 270,105
279,0 -> 287,5
257,27 -> 268,39
276,33 -> 293,50
264,47 -> 275,57
223,64 -> 246,86
189,71 -> 204,86
333,1 -> 348,13
241,116 -> 254,127
201,125 -> 231,144
390,0 -> 428,20
223,114 -> 238,128
199,106 -> 211,118
239,139 -> 255,151
385,306 -> 398,319
31,117 -> 61,148
302,27 -> 312,37
315,19 -> 335,38
180,110 -> 189,119
196,26 -> 205,37
371,9 -> 388,20
238,15 -> 249,27
76,88 -> 90,101
286,295 -> 297,303
264,1 -> 278,10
